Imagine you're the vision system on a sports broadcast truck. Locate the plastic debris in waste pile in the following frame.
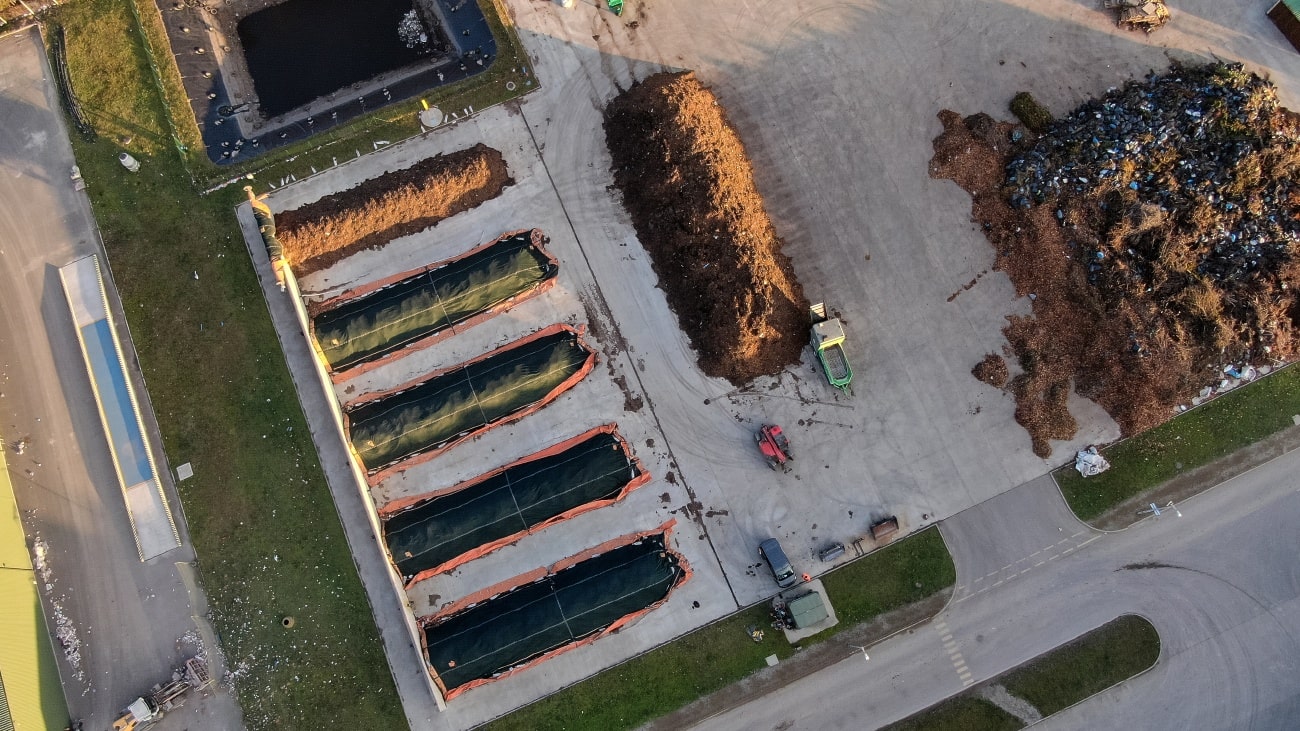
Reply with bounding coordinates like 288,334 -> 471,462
927,61 -> 1300,452
1004,62 -> 1300,364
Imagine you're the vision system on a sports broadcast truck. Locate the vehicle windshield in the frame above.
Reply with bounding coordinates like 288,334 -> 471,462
774,566 -> 795,581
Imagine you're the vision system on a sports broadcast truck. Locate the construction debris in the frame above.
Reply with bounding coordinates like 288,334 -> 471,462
1104,0 -> 1171,33
934,63 -> 1300,455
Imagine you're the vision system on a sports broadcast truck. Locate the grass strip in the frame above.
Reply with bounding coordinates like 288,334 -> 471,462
817,525 -> 957,629
1055,365 -> 1299,521
884,696 -> 1021,731
883,614 -> 1159,730
49,1 -> 407,728
483,527 -> 954,731
1001,614 -> 1159,716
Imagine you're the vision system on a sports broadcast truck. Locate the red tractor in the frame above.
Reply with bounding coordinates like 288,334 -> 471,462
756,424 -> 793,472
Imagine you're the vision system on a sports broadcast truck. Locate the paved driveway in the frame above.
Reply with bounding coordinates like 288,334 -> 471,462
0,26 -> 242,730
691,449 -> 1300,729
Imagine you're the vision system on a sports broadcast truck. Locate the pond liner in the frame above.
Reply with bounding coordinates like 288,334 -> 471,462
309,229 -> 559,379
419,520 -> 689,700
381,424 -> 651,586
344,324 -> 596,484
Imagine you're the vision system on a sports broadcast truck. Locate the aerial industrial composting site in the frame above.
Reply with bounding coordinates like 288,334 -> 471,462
220,0 -> 1300,728
15,0 -> 1300,729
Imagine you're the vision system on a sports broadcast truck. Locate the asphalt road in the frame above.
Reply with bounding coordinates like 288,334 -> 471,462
690,450 -> 1300,730
0,26 -> 242,730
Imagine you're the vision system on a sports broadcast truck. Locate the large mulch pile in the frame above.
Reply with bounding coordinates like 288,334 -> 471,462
932,63 -> 1300,457
275,144 -> 512,275
603,71 -> 809,384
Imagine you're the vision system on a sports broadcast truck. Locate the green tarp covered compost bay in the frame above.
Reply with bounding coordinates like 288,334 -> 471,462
424,533 -> 685,694
385,429 -> 646,582
313,230 -> 558,371
347,327 -> 593,473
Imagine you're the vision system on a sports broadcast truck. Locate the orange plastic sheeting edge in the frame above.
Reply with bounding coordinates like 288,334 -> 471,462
420,518 -> 679,623
344,322 -> 587,410
424,519 -> 691,700
343,323 -> 596,485
327,277 -> 558,383
389,425 -> 652,586
307,229 -> 561,382
380,423 -> 638,516
308,230 -> 552,312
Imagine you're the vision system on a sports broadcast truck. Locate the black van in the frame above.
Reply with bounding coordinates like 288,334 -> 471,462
759,538 -> 798,588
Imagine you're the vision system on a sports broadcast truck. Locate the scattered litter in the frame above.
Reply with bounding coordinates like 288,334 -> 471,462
33,535 -> 87,685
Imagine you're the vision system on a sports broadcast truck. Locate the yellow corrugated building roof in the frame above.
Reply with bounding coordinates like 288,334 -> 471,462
0,446 -> 68,730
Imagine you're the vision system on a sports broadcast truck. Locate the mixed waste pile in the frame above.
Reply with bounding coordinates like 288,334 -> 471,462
933,63 -> 1300,455
1009,63 -> 1300,293
1007,63 -> 1300,363
1104,0 -> 1171,33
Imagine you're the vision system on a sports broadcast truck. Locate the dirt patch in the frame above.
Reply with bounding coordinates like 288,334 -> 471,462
932,63 -> 1300,456
972,353 -> 1009,388
276,144 -> 512,275
603,71 -> 810,385
612,375 -> 645,412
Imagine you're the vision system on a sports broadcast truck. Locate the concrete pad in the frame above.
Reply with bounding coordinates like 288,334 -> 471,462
123,481 -> 180,560
778,579 -> 839,644
247,0 -> 1300,726
58,255 -> 107,325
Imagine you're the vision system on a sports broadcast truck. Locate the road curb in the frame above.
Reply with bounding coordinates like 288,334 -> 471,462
1057,422 -> 1300,533
1020,612 -> 1162,728
1049,470 -> 1126,535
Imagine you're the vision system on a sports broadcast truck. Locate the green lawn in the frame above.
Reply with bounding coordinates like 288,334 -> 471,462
49,0 -> 412,727
818,526 -> 957,629
882,696 -> 1021,731
484,527 -> 954,731
1001,614 -> 1159,716
1056,365 -> 1300,521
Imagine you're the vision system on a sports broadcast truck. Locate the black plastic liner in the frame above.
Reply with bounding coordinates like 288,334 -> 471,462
424,534 -> 683,691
